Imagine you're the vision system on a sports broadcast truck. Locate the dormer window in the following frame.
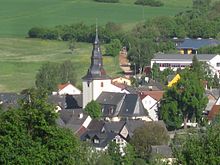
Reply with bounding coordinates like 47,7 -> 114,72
93,138 -> 99,144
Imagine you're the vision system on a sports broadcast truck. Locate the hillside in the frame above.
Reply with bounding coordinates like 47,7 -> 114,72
0,38 -> 121,92
0,0 -> 192,37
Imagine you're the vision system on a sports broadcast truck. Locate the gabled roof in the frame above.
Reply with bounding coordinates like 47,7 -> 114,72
152,53 -> 217,62
80,130 -> 118,148
65,94 -> 82,109
58,83 -> 71,90
104,121 -> 126,133
124,119 -> 146,137
177,38 -> 220,49
48,95 -> 66,109
0,93 -> 26,110
96,92 -> 125,105
140,91 -> 164,101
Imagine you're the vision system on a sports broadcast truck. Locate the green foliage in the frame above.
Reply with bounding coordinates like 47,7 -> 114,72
84,100 -> 101,119
135,0 -> 164,7
130,122 -> 169,160
160,69 -> 208,129
69,39 -> 77,54
107,141 -> 122,165
0,88 -> 83,164
173,123 -> 220,164
193,0 -> 211,11
96,153 -> 114,165
105,39 -> 122,57
35,61 -> 76,92
122,144 -> 136,165
94,0 -> 119,3
128,38 -> 156,73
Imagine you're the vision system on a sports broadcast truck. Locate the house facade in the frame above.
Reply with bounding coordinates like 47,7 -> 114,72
151,53 -> 220,77
57,83 -> 81,95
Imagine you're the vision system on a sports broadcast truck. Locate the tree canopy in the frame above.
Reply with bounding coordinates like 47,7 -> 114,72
0,88 -> 84,164
160,69 -> 208,129
84,100 -> 101,119
35,61 -> 76,92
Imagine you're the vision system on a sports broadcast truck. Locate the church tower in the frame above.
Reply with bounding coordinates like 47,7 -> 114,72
82,27 -> 111,108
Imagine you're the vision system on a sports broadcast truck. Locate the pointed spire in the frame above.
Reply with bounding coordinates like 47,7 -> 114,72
95,18 -> 99,44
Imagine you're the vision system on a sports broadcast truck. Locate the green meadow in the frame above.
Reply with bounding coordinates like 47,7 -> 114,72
0,0 -> 193,92
0,0 -> 192,37
0,38 -> 121,92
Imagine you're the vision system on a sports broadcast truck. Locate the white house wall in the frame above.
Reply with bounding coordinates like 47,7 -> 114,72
58,84 -> 81,95
142,95 -> 159,121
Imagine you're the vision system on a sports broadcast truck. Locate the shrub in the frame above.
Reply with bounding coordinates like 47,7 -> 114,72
134,0 -> 164,7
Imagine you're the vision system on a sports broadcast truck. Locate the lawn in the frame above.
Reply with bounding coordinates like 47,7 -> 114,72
0,0 -> 193,92
0,0 -> 192,37
0,38 -> 121,92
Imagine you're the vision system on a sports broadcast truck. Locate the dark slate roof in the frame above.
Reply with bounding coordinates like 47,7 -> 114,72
97,92 -> 147,118
177,38 -> 220,49
104,121 -> 126,133
152,53 -> 217,62
119,94 -> 147,117
65,94 -> 82,109
63,109 -> 88,132
82,29 -> 109,80
0,93 -> 25,110
80,130 -> 117,148
124,119 -> 146,137
151,145 -> 173,158
96,92 -> 125,105
59,109 -> 74,124
48,95 -> 66,109
87,119 -> 105,131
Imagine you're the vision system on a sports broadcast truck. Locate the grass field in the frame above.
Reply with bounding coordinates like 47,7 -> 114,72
0,0 -> 193,92
0,38 -> 121,92
0,0 -> 192,37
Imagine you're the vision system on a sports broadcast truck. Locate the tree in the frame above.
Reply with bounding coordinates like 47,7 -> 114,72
173,122 -> 220,164
160,69 -> 208,129
35,61 -> 76,92
35,62 -> 59,92
130,122 -> 169,160
128,38 -> 156,74
84,100 -> 101,119
107,141 -> 122,165
0,88 -> 84,164
151,63 -> 160,80
105,39 -> 122,57
122,144 -> 136,165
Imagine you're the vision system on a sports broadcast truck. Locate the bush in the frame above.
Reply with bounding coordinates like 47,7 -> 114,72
135,0 -> 164,7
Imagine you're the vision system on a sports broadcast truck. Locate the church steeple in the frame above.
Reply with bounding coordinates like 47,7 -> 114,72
82,26 -> 108,80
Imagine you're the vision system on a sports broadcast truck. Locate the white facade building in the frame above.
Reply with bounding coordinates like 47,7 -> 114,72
151,53 -> 220,77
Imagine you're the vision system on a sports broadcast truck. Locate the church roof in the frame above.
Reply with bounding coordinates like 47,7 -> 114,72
82,28 -> 109,80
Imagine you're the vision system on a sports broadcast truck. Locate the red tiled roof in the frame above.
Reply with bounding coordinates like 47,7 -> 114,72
208,105 -> 220,121
58,83 -> 71,90
75,126 -> 87,137
111,82 -> 127,89
139,91 -> 164,101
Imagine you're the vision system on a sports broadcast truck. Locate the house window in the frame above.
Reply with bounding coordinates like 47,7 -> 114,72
216,63 -> 220,67
94,139 -> 99,144
101,82 -> 104,87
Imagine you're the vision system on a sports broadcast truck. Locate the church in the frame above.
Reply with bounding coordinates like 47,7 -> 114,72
82,28 -> 149,121
82,28 -> 128,108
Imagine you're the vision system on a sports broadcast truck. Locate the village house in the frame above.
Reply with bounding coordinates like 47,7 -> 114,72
54,82 -> 81,95
177,38 -> 220,54
151,53 -> 220,77
139,90 -> 164,121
